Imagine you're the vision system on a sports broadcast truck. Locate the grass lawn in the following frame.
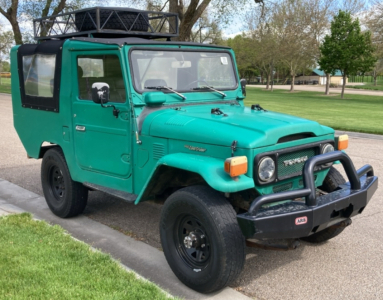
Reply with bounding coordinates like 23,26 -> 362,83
0,79 -> 11,93
348,78 -> 383,91
0,213 -> 173,300
245,87 -> 383,135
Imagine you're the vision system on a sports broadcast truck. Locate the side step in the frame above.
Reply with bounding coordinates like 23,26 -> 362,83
83,182 -> 137,203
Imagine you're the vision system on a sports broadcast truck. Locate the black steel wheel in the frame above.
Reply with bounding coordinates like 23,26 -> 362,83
41,147 -> 88,218
301,167 -> 347,243
160,186 -> 245,293
175,215 -> 211,270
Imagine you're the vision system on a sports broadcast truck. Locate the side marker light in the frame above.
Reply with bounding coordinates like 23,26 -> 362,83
336,134 -> 348,150
224,156 -> 248,177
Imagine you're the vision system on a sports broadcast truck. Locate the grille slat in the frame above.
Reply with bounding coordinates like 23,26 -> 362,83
153,143 -> 165,160
278,148 -> 316,179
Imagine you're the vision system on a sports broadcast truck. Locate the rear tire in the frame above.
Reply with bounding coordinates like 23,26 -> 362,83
160,186 -> 245,293
301,167 -> 346,243
41,148 -> 88,218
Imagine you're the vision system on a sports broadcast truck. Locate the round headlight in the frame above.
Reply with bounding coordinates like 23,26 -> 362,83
258,157 -> 275,182
322,143 -> 334,154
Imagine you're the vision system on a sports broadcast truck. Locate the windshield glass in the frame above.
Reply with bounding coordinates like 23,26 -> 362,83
130,50 -> 237,93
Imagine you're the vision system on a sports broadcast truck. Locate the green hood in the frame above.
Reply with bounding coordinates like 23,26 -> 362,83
141,103 -> 334,149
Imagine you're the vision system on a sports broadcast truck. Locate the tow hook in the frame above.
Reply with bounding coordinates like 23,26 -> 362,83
246,239 -> 300,251
333,218 -> 352,228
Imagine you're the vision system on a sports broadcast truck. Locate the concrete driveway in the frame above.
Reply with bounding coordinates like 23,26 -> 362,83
1,93 -> 382,299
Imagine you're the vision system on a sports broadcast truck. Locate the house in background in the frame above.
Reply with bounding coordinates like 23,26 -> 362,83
296,68 -> 347,86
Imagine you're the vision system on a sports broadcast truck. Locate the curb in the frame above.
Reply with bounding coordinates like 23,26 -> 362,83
0,178 -> 250,300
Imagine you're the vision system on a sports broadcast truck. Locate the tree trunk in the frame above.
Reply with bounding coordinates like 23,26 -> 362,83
173,0 -> 211,41
10,17 -> 23,45
266,74 -> 270,89
373,70 -> 377,86
341,74 -> 346,99
0,2 -> 23,45
325,73 -> 330,95
290,75 -> 295,92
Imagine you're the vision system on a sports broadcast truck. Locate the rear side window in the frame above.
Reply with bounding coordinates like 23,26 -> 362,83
77,55 -> 126,103
17,40 -> 64,112
22,54 -> 56,98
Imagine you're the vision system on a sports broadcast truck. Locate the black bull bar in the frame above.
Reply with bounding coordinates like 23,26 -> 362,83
237,151 -> 378,239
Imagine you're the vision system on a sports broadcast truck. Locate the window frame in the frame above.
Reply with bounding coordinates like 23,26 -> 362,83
17,40 -> 64,112
128,47 -> 239,95
76,53 -> 127,104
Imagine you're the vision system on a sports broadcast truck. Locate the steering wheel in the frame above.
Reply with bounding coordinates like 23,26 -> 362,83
185,79 -> 209,89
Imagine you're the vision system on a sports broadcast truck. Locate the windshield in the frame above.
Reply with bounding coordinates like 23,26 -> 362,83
130,50 -> 237,93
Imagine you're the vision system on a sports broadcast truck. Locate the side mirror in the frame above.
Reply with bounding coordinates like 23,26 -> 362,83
91,82 -> 119,118
92,82 -> 110,104
240,79 -> 247,96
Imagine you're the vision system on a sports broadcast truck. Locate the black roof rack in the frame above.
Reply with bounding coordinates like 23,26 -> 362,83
33,7 -> 179,41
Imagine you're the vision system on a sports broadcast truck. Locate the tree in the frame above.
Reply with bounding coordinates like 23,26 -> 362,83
245,5 -> 279,90
319,10 -> 377,99
365,0 -> 383,86
0,25 -> 13,55
270,0 -> 318,92
124,0 -> 265,41
189,13 -> 223,44
0,24 -> 13,73
226,34 -> 255,81
0,0 -> 89,44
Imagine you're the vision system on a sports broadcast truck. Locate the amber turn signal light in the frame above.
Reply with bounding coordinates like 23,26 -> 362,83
224,156 -> 248,177
336,134 -> 349,150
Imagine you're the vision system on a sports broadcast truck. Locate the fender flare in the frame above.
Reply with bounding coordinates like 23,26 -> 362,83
135,153 -> 254,204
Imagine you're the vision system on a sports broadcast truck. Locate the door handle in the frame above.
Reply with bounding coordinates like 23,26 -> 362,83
76,125 -> 86,132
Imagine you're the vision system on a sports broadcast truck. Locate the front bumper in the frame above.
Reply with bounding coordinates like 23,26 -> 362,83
237,151 -> 378,239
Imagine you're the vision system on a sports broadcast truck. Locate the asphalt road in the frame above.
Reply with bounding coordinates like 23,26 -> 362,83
1,93 -> 382,300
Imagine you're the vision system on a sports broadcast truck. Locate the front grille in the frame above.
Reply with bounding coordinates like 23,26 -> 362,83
278,148 -> 316,180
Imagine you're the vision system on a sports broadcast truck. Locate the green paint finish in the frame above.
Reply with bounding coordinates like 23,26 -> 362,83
12,38 -> 339,205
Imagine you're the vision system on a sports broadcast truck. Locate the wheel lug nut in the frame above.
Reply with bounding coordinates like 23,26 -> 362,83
201,235 -> 205,239
201,244 -> 205,248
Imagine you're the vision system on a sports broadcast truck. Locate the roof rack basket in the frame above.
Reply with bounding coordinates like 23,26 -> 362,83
33,7 -> 179,41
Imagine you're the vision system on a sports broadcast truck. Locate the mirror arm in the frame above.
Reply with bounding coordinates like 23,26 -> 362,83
100,98 -> 120,118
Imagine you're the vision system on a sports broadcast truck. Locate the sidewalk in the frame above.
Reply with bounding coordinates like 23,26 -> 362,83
0,178 -> 250,300
0,200 -> 25,216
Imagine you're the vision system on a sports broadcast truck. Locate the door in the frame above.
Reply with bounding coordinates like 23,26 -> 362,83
72,52 -> 132,180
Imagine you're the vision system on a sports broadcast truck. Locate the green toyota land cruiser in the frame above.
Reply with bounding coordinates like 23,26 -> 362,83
11,7 -> 378,293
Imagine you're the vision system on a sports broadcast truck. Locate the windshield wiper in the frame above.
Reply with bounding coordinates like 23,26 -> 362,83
145,86 -> 186,100
193,85 -> 227,98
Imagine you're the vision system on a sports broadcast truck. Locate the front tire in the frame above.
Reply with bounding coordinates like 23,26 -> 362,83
41,147 -> 88,218
301,167 -> 346,243
160,186 -> 245,293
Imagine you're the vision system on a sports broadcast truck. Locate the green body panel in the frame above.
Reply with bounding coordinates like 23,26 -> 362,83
134,153 -> 255,204
11,38 -> 336,204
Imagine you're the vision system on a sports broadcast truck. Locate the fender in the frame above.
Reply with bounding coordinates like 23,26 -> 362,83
134,153 -> 255,204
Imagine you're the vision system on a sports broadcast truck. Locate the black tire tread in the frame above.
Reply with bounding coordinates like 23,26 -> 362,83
320,167 -> 346,192
160,185 -> 245,293
41,147 -> 88,218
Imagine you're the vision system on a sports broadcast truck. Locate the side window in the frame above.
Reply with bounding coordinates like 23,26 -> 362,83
77,55 -> 126,103
22,54 -> 56,97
